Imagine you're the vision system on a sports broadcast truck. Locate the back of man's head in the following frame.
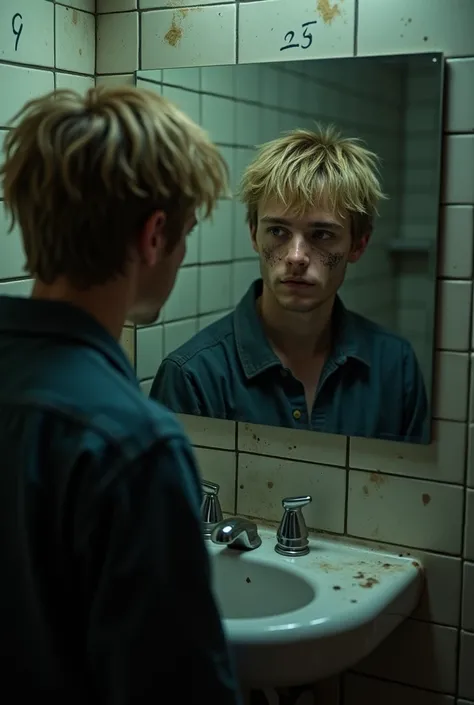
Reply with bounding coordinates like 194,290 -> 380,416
1,85 -> 228,289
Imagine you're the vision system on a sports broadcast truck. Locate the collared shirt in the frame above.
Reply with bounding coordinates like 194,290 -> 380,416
0,296 -> 238,705
152,280 -> 429,443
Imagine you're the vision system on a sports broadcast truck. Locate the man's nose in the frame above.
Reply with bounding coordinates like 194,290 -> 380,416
286,236 -> 310,266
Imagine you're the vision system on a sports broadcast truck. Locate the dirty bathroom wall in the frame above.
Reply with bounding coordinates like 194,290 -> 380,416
96,2 -> 474,702
0,0 -> 95,295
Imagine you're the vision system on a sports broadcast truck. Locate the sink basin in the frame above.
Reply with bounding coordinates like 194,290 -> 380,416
208,526 -> 423,688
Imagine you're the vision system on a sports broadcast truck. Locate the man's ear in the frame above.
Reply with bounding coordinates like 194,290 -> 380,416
250,222 -> 258,254
348,232 -> 370,264
138,210 -> 167,267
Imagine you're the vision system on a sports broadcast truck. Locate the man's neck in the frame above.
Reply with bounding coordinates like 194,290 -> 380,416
32,278 -> 129,341
258,284 -> 335,363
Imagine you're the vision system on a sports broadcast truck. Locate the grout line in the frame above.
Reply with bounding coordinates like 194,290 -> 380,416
353,0 -> 359,57
343,437 -> 350,534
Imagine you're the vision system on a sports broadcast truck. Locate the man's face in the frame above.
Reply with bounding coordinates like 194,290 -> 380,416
251,198 -> 368,313
129,211 -> 197,326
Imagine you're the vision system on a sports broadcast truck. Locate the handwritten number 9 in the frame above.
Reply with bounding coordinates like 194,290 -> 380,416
280,21 -> 317,52
12,13 -> 23,52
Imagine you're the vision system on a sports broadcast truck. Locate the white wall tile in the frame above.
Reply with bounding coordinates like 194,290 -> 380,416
201,65 -> 235,97
436,280 -> 472,351
163,318 -> 197,357
462,562 -> 474,631
140,5 -> 236,70
356,620 -> 458,694
442,136 -> 474,205
236,102 -> 260,147
55,72 -> 94,93
0,278 -> 32,297
194,447 -> 236,513
238,422 -> 347,468
349,421 -> 466,485
199,262 -> 232,315
202,95 -> 235,144
468,421 -> 474,488
438,206 -> 474,279
139,378 -> 152,395
200,200 -> 233,263
0,64 -> 54,127
408,550 -> 461,627
163,265 -> 198,322
344,673 -> 454,705
136,324 -> 163,380
98,0 -> 137,11
55,5 -> 95,75
433,352 -> 469,422
119,325 -> 135,367
0,0 -> 54,68
0,202 -> 27,280
445,59 -> 474,133
358,0 -> 474,58
237,453 -> 347,534
239,0 -> 355,64
97,11 -> 139,74
96,73 -> 135,87
177,414 -> 236,451
57,0 -> 95,12
162,85 -> 200,125
465,489 -> 474,561
162,67 -> 200,90
459,631 -> 474,701
139,0 -> 234,6
232,259 -> 260,306
347,470 -> 464,554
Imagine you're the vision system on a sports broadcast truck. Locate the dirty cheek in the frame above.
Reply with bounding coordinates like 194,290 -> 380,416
262,244 -> 285,267
317,251 -> 344,271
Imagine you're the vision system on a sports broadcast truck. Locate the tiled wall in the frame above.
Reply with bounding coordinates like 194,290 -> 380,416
96,1 -> 474,702
1,0 -> 474,702
0,0 -> 95,299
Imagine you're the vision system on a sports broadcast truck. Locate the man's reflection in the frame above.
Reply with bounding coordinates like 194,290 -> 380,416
151,125 -> 428,443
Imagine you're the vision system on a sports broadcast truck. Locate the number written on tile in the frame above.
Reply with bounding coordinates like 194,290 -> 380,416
280,21 -> 317,52
12,13 -> 23,52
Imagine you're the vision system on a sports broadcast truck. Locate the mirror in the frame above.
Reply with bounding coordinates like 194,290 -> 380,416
136,53 -> 443,445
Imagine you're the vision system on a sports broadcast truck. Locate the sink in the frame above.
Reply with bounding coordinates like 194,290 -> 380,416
208,526 -> 423,688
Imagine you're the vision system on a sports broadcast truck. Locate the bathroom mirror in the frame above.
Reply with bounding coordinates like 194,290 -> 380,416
136,53 -> 444,445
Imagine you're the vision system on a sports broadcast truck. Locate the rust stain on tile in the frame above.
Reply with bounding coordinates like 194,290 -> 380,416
164,12 -> 184,47
422,493 -> 431,506
316,0 -> 341,24
369,472 -> 386,487
72,9 -> 78,25
267,481 -> 274,489
362,485 -> 369,496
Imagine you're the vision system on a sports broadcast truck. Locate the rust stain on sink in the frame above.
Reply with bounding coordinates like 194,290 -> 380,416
316,0 -> 341,24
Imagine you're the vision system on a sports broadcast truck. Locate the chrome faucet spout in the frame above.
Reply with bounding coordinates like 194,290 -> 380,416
211,517 -> 262,551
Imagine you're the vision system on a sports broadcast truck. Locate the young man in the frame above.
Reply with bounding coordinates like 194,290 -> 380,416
0,86 -> 240,703
151,126 -> 428,444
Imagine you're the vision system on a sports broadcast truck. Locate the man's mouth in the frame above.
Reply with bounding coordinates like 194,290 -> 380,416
281,279 -> 313,287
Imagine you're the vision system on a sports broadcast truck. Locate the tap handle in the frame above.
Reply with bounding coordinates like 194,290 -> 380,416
202,480 -> 220,495
282,495 -> 312,511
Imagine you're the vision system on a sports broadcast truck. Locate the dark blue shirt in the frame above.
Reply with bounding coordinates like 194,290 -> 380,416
0,296 -> 238,704
152,280 -> 429,443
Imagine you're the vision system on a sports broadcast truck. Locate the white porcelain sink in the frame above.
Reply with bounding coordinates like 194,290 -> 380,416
208,526 -> 423,688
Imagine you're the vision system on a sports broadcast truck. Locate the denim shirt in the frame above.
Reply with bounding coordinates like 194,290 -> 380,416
152,280 -> 429,443
0,295 -> 239,704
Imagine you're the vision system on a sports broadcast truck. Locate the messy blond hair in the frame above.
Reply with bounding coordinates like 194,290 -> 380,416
239,124 -> 386,241
1,85 -> 229,288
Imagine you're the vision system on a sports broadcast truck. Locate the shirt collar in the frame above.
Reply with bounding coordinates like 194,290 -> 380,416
233,279 -> 371,380
0,296 -> 138,385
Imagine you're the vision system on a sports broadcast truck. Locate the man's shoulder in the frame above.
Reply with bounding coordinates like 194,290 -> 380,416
163,311 -> 235,370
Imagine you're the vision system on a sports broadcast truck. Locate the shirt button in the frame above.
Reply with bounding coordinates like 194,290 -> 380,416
293,409 -> 302,420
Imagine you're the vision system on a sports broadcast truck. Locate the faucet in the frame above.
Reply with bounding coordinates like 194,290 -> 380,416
275,495 -> 312,557
201,479 -> 223,540
211,517 -> 262,551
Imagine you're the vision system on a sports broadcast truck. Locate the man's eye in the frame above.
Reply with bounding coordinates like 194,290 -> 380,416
312,230 -> 333,241
268,227 -> 286,237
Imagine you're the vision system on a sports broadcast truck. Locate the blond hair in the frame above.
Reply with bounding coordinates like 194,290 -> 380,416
1,85 -> 229,288
239,124 -> 386,241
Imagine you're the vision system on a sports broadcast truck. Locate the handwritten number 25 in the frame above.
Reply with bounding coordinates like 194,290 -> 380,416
12,13 -> 23,52
280,21 -> 317,52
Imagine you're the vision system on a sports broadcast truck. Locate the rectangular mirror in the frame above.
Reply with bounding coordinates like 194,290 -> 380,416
136,53 -> 444,445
